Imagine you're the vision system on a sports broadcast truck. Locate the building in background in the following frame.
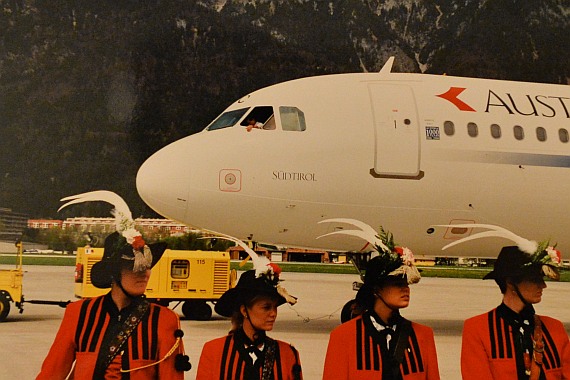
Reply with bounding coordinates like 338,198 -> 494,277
27,219 -> 63,229
26,217 -> 198,236
0,208 -> 29,242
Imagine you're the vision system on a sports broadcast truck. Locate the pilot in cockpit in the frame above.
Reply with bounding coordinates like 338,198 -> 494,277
245,116 -> 264,132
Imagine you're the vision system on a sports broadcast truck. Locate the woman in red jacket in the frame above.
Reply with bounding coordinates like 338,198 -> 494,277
445,224 -> 570,380
319,219 -> 440,380
196,237 -> 302,380
36,191 -> 190,379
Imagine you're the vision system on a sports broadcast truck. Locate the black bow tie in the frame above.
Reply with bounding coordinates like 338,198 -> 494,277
379,327 -> 395,342
246,344 -> 262,354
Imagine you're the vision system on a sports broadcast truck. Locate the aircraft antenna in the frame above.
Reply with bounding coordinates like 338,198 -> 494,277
379,56 -> 395,74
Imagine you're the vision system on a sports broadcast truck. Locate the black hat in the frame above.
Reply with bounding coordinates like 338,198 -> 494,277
361,255 -> 408,286
484,245 -> 560,281
211,235 -> 297,318
91,232 -> 167,288
214,269 -> 288,317
356,251 -> 420,309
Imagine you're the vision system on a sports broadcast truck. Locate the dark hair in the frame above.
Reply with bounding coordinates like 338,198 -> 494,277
495,278 -> 508,293
355,284 -> 376,311
356,275 -> 409,311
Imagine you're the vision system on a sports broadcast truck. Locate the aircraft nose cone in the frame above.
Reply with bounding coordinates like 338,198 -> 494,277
136,146 -> 190,222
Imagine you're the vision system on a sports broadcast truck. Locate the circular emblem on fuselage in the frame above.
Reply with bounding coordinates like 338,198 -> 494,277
225,173 -> 237,185
219,169 -> 241,192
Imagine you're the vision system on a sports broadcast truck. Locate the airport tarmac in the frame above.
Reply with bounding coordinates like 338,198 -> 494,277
1,265 -> 569,380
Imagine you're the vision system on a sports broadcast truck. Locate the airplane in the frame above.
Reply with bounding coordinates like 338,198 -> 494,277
136,57 -> 570,260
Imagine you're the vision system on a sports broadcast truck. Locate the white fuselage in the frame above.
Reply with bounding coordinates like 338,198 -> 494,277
137,69 -> 570,259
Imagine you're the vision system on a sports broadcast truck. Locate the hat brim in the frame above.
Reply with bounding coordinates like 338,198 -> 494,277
90,242 -> 168,289
214,286 -> 286,318
90,260 -> 116,288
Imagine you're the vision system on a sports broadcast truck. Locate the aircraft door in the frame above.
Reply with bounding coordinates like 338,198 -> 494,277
369,84 -> 421,178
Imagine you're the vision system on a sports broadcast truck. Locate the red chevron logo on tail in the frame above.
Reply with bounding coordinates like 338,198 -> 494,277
436,87 -> 476,112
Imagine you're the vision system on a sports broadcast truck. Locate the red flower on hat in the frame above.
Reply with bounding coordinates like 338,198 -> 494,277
269,263 -> 282,275
394,247 -> 404,256
132,235 -> 146,250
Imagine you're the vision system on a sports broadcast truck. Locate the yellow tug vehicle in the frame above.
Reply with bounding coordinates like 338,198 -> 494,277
0,241 -> 24,321
74,246 -> 236,320
0,241 -> 70,322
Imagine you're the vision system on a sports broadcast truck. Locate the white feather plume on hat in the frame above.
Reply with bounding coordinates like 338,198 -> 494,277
317,218 -> 420,284
436,223 -> 561,280
59,190 -> 137,236
316,218 -> 391,253
59,190 -> 152,272
212,233 -> 272,278
436,223 -> 538,254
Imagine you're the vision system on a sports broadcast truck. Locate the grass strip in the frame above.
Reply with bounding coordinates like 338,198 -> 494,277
2,255 -> 569,281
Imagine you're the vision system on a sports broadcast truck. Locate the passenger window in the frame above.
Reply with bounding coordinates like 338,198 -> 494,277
513,125 -> 524,140
207,108 -> 249,131
280,106 -> 306,132
490,124 -> 501,139
443,121 -> 455,136
536,127 -> 547,142
559,128 -> 569,143
467,122 -> 478,137
240,106 -> 274,130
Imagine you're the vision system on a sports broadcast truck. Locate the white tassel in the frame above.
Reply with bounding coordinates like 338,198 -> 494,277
130,246 -> 152,273
276,284 -> 298,305
389,265 -> 421,284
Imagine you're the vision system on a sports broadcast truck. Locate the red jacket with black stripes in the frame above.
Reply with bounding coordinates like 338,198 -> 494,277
322,313 -> 440,380
196,332 -> 302,379
36,294 -> 185,380
461,306 -> 570,379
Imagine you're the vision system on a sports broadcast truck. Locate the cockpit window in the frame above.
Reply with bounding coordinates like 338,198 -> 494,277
240,106 -> 274,129
280,106 -> 306,132
207,108 -> 248,131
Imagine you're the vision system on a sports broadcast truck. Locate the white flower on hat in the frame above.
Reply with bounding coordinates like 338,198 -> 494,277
546,246 -> 561,264
400,247 -> 415,266
122,227 -> 142,245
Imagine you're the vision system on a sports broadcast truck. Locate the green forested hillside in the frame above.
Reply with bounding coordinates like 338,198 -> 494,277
1,0 -> 568,219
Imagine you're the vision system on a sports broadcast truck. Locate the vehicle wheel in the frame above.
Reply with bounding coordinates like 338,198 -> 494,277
340,299 -> 362,323
182,300 -> 212,321
0,293 -> 11,322
181,301 -> 193,319
192,301 -> 213,321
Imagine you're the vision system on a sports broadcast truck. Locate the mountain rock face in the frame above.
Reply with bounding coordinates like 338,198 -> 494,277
0,0 -> 568,218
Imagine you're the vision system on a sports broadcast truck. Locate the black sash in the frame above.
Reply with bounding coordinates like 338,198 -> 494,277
389,318 -> 412,380
261,337 -> 277,380
93,299 -> 150,379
